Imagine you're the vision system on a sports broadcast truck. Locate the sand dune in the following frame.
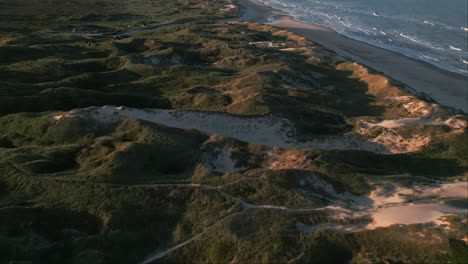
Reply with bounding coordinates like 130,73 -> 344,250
235,0 -> 468,112
55,106 -> 394,153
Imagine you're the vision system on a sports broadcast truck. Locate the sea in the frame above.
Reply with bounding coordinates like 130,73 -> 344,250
258,0 -> 468,76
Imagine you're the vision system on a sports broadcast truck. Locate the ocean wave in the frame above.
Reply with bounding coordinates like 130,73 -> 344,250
422,21 -> 468,33
461,59 -> 468,65
258,0 -> 467,77
399,33 -> 420,43
417,19 -> 467,32
449,45 -> 463,52
422,20 -> 460,32
332,17 -> 372,36
398,33 -> 444,51
399,33 -> 428,46
420,55 -> 440,61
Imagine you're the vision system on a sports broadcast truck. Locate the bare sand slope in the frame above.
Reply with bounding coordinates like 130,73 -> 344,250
139,177 -> 467,262
362,181 -> 468,229
54,106 -> 463,153
236,0 -> 468,112
55,106 -> 392,152
276,18 -> 468,112
137,176 -> 467,262
298,179 -> 468,231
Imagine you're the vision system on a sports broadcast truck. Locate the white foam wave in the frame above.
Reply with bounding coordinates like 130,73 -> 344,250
259,0 -> 467,77
398,33 -> 443,50
420,55 -> 440,61
399,33 -> 419,43
449,45 -> 463,52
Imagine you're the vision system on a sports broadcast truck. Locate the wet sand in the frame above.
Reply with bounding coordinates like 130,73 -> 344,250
235,0 -> 468,112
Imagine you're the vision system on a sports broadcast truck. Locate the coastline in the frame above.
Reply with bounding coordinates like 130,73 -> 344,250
235,0 -> 468,113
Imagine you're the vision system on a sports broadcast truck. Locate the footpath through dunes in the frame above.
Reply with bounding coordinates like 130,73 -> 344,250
34,173 -> 466,263
130,176 -> 467,262
2,1 -> 468,264
52,105 -> 466,154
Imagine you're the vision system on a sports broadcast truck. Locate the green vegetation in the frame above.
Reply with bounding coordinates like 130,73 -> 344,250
1,0 -> 467,263
163,210 -> 466,264
1,109 -> 466,263
0,0 -> 238,33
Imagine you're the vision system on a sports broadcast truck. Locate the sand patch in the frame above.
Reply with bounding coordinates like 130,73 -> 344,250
280,47 -> 310,52
295,179 -> 467,231
362,181 -> 467,229
249,41 -> 287,48
56,106 -> 465,154
401,100 -> 434,116
372,129 -> 431,153
356,117 -> 465,153
361,117 -> 466,129
366,204 -> 464,229
51,115 -> 64,120
54,106 -> 393,153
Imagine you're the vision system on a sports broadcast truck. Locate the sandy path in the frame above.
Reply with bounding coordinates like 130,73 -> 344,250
235,0 -> 468,112
36,174 -> 468,229
123,23 -> 180,36
141,212 -> 241,264
31,174 -> 467,262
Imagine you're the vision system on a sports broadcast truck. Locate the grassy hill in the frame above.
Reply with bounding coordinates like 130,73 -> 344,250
0,0 -> 467,263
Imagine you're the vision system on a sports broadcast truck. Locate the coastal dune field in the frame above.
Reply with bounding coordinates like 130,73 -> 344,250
237,0 -> 468,112
0,0 -> 467,263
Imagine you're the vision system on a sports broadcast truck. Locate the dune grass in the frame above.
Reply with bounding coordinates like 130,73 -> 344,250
0,1 -> 467,263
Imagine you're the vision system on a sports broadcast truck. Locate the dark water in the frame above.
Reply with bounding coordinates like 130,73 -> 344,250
260,0 -> 468,75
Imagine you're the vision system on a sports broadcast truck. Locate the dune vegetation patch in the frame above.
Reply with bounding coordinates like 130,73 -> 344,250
1,1 -> 467,263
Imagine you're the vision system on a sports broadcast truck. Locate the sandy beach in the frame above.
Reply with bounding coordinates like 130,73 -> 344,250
235,0 -> 468,112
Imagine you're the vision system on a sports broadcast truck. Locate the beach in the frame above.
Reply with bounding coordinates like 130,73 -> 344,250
235,0 -> 468,112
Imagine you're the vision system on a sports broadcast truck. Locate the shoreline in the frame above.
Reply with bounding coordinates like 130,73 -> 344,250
235,0 -> 468,113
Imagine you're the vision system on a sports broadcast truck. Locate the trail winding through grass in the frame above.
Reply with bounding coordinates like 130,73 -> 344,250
32,175 -> 467,263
